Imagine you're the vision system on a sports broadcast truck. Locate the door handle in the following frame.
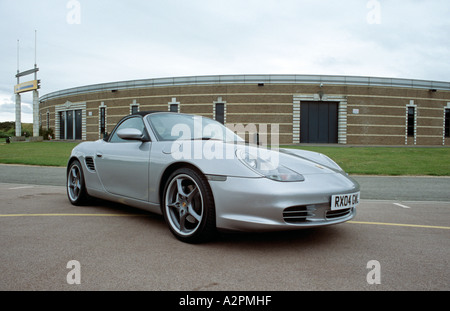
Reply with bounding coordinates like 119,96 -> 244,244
96,152 -> 103,158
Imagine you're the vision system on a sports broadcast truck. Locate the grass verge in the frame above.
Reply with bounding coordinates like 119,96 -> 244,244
0,141 -> 79,167
283,146 -> 450,176
0,142 -> 449,176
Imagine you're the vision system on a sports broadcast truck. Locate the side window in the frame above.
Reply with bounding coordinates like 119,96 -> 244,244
215,103 -> 225,124
445,108 -> 450,138
109,117 -> 146,143
407,106 -> 415,137
100,107 -> 106,138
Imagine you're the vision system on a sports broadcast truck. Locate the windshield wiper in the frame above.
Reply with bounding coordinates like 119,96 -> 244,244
190,137 -> 222,141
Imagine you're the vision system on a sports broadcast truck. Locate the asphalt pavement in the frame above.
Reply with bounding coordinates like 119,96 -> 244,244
352,175 -> 450,201
1,183 -> 449,291
0,164 -> 66,186
1,164 -> 449,201
1,164 -> 449,291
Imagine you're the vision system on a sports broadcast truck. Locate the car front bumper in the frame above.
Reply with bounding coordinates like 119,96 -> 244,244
208,173 -> 360,232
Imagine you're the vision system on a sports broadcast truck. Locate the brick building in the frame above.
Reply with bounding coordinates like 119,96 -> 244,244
39,74 -> 450,146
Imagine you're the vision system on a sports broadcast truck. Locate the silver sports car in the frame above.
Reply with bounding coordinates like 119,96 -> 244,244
67,112 -> 360,243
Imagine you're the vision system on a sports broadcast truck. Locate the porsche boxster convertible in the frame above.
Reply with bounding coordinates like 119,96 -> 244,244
67,111 -> 360,243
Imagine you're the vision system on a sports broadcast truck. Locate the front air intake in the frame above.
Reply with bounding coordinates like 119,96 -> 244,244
283,206 -> 316,223
326,208 -> 352,219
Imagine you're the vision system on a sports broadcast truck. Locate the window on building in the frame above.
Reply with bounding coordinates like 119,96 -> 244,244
215,103 -> 225,124
131,105 -> 139,114
170,104 -> 179,113
46,111 -> 50,130
407,106 -> 415,137
100,107 -> 106,137
445,108 -> 450,138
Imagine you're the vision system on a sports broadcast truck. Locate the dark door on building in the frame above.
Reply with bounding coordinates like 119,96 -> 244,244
60,109 -> 83,140
75,110 -> 82,140
59,112 -> 65,140
300,102 -> 338,143
66,111 -> 74,140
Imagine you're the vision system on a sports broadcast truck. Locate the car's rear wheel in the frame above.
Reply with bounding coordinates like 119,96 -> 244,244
67,160 -> 89,206
163,167 -> 216,243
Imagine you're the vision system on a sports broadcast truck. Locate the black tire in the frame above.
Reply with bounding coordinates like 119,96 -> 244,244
67,160 -> 89,206
162,167 -> 217,243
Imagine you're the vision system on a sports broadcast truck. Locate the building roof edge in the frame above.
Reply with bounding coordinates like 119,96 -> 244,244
39,74 -> 450,102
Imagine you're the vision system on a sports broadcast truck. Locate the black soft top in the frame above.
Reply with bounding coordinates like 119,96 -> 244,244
131,111 -> 166,117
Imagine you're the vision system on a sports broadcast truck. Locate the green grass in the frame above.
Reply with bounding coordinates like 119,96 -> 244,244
0,141 -> 449,176
0,141 -> 79,167
282,146 -> 450,176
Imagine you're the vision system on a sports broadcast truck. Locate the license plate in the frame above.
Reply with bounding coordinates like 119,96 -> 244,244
331,192 -> 360,210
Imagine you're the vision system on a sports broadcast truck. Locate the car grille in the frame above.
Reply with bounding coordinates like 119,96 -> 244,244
85,157 -> 96,171
326,208 -> 352,219
283,206 -> 316,223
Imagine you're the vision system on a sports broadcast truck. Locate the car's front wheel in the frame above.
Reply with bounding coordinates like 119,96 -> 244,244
163,167 -> 217,243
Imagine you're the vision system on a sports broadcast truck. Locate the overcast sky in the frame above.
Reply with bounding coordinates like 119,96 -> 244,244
1,0 -> 449,122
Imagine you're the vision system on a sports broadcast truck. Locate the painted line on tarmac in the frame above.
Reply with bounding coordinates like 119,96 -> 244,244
393,202 -> 411,209
361,199 -> 450,204
1,213 -> 448,230
0,213 -> 148,217
348,221 -> 450,230
8,186 -> 35,190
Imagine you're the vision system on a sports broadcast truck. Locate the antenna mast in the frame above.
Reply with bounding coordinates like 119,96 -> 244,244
17,40 -> 20,82
34,30 -> 37,79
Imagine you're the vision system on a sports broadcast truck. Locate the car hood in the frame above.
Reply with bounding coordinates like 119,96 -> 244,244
162,140 -> 343,177
235,144 -> 342,176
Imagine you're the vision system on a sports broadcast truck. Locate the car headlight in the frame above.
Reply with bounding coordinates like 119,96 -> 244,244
237,150 -> 305,182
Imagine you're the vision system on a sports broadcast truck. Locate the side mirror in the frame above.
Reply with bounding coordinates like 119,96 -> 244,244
117,128 -> 145,141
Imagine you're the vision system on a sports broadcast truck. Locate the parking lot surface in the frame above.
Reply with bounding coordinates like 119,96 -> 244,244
1,173 -> 449,290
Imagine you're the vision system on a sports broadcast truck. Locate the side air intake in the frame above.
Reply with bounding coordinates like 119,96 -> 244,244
85,157 -> 96,171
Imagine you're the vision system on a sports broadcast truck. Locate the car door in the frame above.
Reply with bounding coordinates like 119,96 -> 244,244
95,116 -> 150,201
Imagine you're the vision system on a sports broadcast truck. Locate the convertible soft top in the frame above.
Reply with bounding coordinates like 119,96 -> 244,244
131,111 -> 166,117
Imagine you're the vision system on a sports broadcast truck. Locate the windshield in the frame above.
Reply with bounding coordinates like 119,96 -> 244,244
147,113 -> 244,143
